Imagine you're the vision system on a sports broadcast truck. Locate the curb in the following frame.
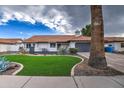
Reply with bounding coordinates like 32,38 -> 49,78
71,56 -> 84,76
11,62 -> 24,75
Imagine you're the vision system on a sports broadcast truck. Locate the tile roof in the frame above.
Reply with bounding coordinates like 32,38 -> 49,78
1,36 -> 123,44
0,38 -> 23,44
24,35 -> 124,43
71,35 -> 91,42
104,37 -> 124,42
24,35 -> 91,43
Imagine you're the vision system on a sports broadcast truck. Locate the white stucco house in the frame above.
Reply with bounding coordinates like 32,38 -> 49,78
23,35 -> 91,54
104,37 -> 124,52
0,35 -> 124,53
0,38 -> 23,53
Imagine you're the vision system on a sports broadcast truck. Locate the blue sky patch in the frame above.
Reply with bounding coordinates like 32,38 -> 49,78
0,20 -> 59,38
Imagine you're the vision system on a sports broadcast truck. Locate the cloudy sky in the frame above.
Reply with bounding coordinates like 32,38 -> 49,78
0,5 -> 124,38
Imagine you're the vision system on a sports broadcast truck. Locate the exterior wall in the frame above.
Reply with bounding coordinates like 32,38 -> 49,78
0,43 -> 23,52
105,42 -> 124,52
114,42 -> 124,51
1,41 -> 124,53
0,44 -> 8,52
69,42 -> 76,48
34,43 -> 49,52
24,43 -> 58,52
2,41 -> 124,53
24,42 -> 76,53
34,43 -> 57,52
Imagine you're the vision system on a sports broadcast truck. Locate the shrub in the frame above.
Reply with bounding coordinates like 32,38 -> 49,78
18,47 -> 28,54
0,56 -> 10,72
69,48 -> 78,54
58,48 -> 67,55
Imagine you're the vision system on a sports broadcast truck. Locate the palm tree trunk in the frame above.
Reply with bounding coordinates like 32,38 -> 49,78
88,5 -> 107,69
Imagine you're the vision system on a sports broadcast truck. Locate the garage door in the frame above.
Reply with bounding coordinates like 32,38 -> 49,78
75,43 -> 90,52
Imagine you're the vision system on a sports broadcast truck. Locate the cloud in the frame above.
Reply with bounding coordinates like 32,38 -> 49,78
0,5 -> 75,34
0,5 -> 124,36
14,12 -> 36,24
0,6 -> 38,25
19,31 -> 23,35
37,8 -> 73,33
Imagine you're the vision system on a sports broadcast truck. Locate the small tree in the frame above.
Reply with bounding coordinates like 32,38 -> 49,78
81,24 -> 91,36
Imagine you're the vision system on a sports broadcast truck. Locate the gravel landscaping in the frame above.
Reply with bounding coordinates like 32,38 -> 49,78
74,56 -> 124,76
0,62 -> 22,75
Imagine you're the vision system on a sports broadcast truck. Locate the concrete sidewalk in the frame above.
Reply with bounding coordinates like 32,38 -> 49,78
0,75 -> 124,88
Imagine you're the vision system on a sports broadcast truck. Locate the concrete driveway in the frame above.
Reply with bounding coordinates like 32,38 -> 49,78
77,52 -> 124,73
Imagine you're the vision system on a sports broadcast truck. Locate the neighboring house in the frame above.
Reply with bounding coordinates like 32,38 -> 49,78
104,37 -> 124,52
0,36 -> 124,53
0,38 -> 23,53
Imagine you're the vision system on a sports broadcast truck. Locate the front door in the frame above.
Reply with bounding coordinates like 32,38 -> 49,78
29,47 -> 34,54
57,44 -> 61,50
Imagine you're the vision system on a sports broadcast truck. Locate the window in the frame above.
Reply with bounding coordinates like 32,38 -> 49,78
121,43 -> 124,48
26,43 -> 31,48
109,44 -> 112,47
50,43 -> 56,48
33,43 -> 35,47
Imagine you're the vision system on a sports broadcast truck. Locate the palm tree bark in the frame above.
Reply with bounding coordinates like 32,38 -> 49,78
88,5 -> 107,69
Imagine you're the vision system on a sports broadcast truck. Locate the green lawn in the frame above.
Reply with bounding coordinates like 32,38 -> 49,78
5,55 -> 81,76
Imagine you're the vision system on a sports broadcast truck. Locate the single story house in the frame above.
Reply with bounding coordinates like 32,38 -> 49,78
23,35 -> 91,53
0,38 -> 23,53
0,35 -> 124,53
